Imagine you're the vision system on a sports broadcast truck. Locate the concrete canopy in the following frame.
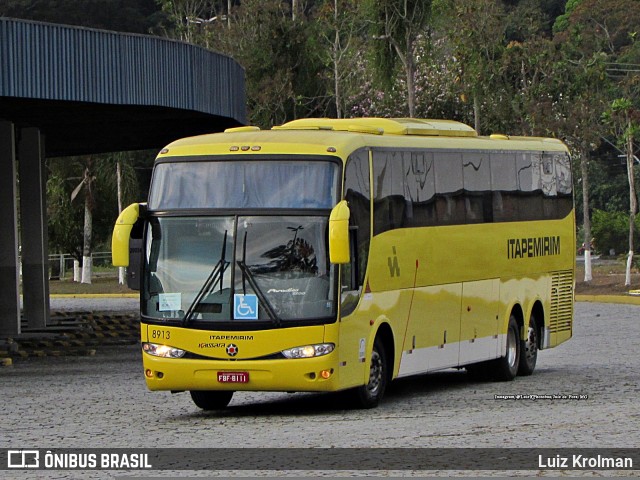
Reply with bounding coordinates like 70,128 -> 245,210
0,17 -> 247,335
1,17 -> 247,156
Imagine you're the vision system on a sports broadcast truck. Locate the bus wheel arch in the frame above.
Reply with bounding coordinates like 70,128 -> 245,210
375,322 -> 395,382
519,301 -> 543,376
349,323 -> 394,409
509,303 -> 525,337
493,307 -> 523,381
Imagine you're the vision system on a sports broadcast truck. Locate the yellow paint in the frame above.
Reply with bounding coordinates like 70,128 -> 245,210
126,117 -> 576,395
142,324 -> 339,392
329,200 -> 351,264
111,203 -> 140,267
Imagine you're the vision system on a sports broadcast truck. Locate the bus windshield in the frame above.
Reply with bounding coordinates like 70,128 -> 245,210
143,215 -> 336,325
148,159 -> 340,210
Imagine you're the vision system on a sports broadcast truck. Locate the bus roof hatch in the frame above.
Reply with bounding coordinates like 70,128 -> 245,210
275,118 -> 478,137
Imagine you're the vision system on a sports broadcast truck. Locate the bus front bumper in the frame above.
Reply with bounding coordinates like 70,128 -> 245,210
142,352 -> 340,392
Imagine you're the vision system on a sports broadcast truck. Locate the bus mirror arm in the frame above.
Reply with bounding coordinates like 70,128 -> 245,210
329,200 -> 350,264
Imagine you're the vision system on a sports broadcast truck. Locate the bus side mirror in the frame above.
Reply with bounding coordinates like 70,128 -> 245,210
112,203 -> 143,267
329,200 -> 350,264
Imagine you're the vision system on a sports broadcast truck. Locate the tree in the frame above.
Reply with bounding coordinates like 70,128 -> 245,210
2,0 -> 165,33
316,0 -> 365,118
604,98 -> 640,286
547,54 -> 610,282
365,0 -> 433,117
434,0 -> 506,133
155,0 -> 224,44
47,169 -> 84,263
177,0 -> 330,127
69,157 -> 99,284
550,0 -> 640,282
111,153 -> 141,284
47,153 -> 141,283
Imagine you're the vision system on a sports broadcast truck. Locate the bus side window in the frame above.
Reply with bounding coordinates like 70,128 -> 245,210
407,152 -> 436,227
491,152 -> 517,222
373,151 -> 408,234
463,152 -> 491,223
434,152 -> 464,225
517,152 -> 543,221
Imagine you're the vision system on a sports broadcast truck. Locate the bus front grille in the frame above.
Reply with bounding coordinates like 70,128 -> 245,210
550,270 -> 574,333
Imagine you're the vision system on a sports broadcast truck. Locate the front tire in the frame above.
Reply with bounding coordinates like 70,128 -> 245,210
349,337 -> 388,409
492,315 -> 520,381
190,390 -> 234,410
518,313 -> 539,376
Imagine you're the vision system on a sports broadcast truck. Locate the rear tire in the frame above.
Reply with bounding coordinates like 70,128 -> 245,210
518,313 -> 539,376
492,315 -> 520,381
349,337 -> 388,409
190,390 -> 234,410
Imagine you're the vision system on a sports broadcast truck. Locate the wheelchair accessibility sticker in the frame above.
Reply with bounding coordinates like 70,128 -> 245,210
234,294 -> 259,320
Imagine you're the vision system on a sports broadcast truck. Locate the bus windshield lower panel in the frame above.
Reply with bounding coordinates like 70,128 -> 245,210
143,216 -> 336,327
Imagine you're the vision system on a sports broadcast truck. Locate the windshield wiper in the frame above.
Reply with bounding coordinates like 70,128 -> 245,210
238,231 -> 281,326
183,230 -> 229,325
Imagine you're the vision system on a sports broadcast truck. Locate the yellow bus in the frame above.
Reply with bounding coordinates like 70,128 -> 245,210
113,118 -> 575,410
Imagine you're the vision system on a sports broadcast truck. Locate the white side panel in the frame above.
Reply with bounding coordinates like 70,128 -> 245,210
397,334 -> 506,378
458,335 -> 503,366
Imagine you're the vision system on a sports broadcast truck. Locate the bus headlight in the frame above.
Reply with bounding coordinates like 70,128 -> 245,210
142,342 -> 186,358
282,343 -> 334,359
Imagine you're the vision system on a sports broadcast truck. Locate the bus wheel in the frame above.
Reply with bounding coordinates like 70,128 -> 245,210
189,390 -> 234,410
493,315 -> 520,381
518,313 -> 538,376
350,337 -> 388,409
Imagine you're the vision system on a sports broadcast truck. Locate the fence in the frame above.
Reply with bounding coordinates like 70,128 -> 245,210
47,252 -> 115,280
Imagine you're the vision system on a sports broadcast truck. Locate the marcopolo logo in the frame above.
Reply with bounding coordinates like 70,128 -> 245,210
226,343 -> 238,357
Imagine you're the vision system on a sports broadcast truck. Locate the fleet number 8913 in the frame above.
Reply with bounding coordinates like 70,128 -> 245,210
150,329 -> 170,340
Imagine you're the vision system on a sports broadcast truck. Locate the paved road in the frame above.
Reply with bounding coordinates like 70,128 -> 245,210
2,302 -> 639,477
47,296 -> 139,312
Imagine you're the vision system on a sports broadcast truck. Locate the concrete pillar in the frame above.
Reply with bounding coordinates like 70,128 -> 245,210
18,127 -> 50,329
0,121 -> 21,335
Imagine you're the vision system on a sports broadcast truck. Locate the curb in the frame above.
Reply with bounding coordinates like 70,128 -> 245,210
575,294 -> 640,306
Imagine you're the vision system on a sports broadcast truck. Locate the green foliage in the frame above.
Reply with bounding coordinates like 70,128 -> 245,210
47,171 -> 83,259
183,0 -> 331,127
46,153 -> 143,258
552,0 -> 582,34
7,0 -> 640,258
591,209 -> 638,255
2,0 -> 165,33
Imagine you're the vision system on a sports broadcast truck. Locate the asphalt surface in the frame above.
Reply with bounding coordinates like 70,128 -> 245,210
38,296 -> 139,312
1,302 -> 639,478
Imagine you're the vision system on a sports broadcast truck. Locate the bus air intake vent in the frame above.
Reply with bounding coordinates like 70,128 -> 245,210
549,270 -> 573,333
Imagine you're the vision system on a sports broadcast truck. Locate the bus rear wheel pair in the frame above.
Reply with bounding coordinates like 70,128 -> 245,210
467,313 -> 539,381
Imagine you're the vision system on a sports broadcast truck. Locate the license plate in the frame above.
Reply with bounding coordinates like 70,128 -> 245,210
217,372 -> 249,383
